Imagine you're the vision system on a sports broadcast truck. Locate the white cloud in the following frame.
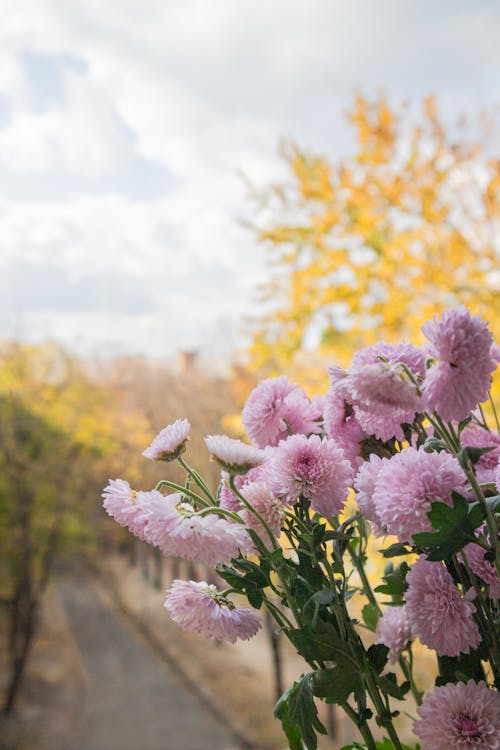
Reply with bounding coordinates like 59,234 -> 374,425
1,0 -> 500,359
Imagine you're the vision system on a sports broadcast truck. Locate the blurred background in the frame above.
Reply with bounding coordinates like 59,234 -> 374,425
1,1 -> 500,749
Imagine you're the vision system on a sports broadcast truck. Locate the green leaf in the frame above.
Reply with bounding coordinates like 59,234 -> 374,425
376,672 -> 410,700
423,436 -> 446,453
437,647 -> 487,685
367,644 -> 389,675
374,562 -> 409,598
274,686 -> 304,750
288,620 -> 353,665
361,603 -> 380,631
288,674 -> 327,750
381,542 -> 412,558
313,667 -> 363,705
412,494 -> 484,561
458,445 -> 495,468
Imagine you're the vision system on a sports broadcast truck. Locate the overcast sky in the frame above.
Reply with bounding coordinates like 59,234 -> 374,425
2,0 -> 500,361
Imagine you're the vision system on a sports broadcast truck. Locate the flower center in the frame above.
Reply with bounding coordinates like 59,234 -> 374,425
454,712 -> 480,739
175,501 -> 195,517
294,454 -> 316,480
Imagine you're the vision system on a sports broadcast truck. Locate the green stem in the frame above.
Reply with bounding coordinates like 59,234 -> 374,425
178,456 -> 216,502
154,479 -> 210,507
195,505 -> 244,523
364,672 -> 404,750
489,391 -> 500,433
229,476 -> 278,550
399,646 -> 422,706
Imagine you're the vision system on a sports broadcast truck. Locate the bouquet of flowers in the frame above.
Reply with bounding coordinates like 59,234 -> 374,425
103,308 -> 500,750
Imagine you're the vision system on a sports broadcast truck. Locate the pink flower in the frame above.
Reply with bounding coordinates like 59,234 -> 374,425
239,481 -> 284,541
460,424 -> 500,485
376,606 -> 412,664
142,419 -> 190,461
204,435 -> 265,475
464,536 -> 500,599
414,679 -> 500,750
144,494 -> 252,565
324,384 -> 366,471
422,308 -> 496,422
102,480 -> 159,541
242,376 -> 320,448
351,341 -> 426,376
219,472 -> 245,511
496,459 -> 500,493
331,342 -> 426,441
405,558 -> 481,657
372,448 -> 466,542
353,455 -> 388,536
165,580 -> 261,643
269,434 -> 352,517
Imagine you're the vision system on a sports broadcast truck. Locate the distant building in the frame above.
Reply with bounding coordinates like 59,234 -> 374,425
176,350 -> 198,373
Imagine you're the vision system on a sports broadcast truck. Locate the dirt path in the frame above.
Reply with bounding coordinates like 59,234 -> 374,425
58,575 -> 241,750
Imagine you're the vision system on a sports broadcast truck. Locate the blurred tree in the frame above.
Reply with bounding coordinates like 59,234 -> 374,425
248,94 -> 500,376
0,343 -> 147,714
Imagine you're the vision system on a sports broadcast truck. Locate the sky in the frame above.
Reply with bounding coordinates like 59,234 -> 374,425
1,0 -> 500,361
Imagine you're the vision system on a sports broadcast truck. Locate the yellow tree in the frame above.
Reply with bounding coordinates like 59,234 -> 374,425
0,343 -> 148,713
248,94 -> 500,378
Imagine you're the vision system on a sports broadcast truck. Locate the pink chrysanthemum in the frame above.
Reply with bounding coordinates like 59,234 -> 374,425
242,376 -> 320,448
460,424 -> 500,485
372,448 -> 466,542
142,418 -> 190,461
332,342 -> 426,441
414,679 -> 500,750
464,536 -> 500,600
239,481 -> 284,540
324,385 -> 366,471
351,341 -> 427,376
353,455 -> 388,536
165,580 -> 261,643
204,435 -> 265,475
219,472 -> 245,511
422,308 -> 496,422
405,558 -> 481,657
376,606 -> 412,664
269,434 -> 352,517
102,480 -> 160,541
144,493 -> 252,565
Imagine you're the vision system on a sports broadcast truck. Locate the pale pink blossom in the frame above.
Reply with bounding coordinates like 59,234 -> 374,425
142,419 -> 190,461
460,424 -> 500,485
422,307 -> 496,422
351,341 -> 426,377
330,342 -> 426,441
353,455 -> 388,536
324,384 -> 366,471
414,679 -> 500,750
372,448 -> 466,542
376,606 -> 412,664
219,472 -> 245,511
102,480 -> 160,541
144,494 -> 252,565
239,481 -> 284,541
464,535 -> 500,599
165,580 -> 261,643
269,434 -> 352,517
405,558 -> 481,657
242,376 -> 320,448
204,435 -> 265,475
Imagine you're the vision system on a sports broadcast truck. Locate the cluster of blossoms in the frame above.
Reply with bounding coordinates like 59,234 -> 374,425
103,307 -> 500,750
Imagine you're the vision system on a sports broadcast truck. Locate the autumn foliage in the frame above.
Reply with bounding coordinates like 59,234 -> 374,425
249,94 -> 500,377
